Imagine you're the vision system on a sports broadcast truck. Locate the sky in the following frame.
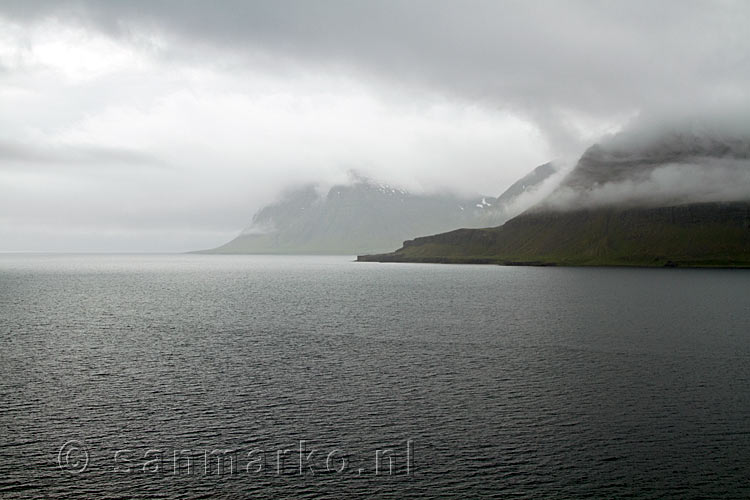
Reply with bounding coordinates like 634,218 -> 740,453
0,1 -> 748,252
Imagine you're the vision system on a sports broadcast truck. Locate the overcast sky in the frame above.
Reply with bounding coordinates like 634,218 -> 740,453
1,0 -> 748,251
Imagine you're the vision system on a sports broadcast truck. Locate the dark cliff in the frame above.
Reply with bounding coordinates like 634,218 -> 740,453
358,202 -> 750,267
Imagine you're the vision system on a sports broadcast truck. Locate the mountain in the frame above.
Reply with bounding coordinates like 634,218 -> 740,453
358,129 -> 750,267
199,166 -> 557,255
357,202 -> 750,267
545,129 -> 750,209
496,162 -> 557,205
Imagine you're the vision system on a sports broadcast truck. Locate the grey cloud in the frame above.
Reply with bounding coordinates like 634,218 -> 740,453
2,1 -> 749,156
547,159 -> 750,211
0,140 -> 168,169
541,111 -> 750,210
1,1 -> 749,252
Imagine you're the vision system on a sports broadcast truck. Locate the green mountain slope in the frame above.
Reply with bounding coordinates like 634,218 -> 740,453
359,125 -> 750,268
358,202 -> 750,267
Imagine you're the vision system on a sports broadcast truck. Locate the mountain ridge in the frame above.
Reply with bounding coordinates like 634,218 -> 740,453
358,127 -> 750,267
357,201 -> 750,267
198,165 -> 557,255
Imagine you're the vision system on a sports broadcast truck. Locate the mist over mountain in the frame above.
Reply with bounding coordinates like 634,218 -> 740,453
2,2 -> 749,252
360,118 -> 750,267
544,118 -> 750,210
201,166 -> 558,255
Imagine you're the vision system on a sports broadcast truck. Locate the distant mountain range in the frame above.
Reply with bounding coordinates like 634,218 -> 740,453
199,165 -> 557,255
359,127 -> 750,267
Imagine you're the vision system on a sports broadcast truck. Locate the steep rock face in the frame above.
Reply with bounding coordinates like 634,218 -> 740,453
201,165 -> 557,255
358,202 -> 750,266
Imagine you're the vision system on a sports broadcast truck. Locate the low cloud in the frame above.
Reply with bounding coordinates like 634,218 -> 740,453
501,166 -> 572,219
0,2 -> 748,250
0,140 -> 165,169
545,159 -> 750,211
540,111 -> 750,211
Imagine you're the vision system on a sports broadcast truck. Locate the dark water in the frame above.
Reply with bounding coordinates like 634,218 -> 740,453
1,254 -> 749,499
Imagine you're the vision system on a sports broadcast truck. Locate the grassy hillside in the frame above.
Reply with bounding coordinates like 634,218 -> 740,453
358,202 -> 750,267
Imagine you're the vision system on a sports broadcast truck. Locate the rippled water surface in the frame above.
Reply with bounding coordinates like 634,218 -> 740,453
1,254 -> 750,498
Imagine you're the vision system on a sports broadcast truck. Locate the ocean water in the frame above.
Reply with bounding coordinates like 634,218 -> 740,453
1,254 -> 749,499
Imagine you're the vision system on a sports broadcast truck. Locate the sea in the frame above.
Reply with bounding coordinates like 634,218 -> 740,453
1,254 -> 749,499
